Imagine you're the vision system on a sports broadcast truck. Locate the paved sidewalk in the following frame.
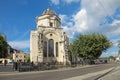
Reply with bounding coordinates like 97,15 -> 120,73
98,66 -> 120,80
63,67 -> 114,80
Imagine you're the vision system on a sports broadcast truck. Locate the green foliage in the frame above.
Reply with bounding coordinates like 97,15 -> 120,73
0,36 -> 8,58
26,56 -> 30,62
109,56 -> 115,60
70,33 -> 111,60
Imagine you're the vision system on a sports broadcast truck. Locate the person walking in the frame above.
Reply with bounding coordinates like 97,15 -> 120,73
14,60 -> 18,71
4,60 -> 7,66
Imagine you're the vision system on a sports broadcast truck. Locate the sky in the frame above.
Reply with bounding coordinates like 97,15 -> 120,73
0,0 -> 120,57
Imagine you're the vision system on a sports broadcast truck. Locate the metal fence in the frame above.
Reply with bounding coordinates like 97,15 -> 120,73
0,62 -> 67,72
0,64 -> 14,72
3,62 -> 66,72
18,62 -> 65,72
0,60 -> 108,72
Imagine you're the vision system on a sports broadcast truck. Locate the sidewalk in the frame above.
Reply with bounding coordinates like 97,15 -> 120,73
98,66 -> 120,80
63,67 -> 114,80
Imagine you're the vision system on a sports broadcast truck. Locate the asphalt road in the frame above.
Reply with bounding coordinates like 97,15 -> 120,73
0,63 -> 119,80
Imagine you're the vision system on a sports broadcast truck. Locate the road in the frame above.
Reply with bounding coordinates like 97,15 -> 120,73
0,63 -> 119,80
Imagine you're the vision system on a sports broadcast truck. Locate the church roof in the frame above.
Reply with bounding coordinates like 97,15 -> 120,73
42,8 -> 56,15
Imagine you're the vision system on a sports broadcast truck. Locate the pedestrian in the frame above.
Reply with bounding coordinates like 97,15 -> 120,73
31,61 -> 34,66
13,60 -> 15,69
14,60 -> 19,71
4,60 -> 7,66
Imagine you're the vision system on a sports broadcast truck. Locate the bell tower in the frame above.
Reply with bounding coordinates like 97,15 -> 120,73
36,8 -> 61,29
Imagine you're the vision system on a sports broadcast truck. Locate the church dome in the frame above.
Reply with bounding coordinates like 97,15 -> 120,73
42,8 -> 56,15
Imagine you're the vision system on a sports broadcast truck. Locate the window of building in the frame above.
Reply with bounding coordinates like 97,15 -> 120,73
16,55 -> 18,58
48,39 -> 54,57
50,34 -> 52,36
43,41 -> 47,57
56,42 -> 58,57
50,22 -> 53,27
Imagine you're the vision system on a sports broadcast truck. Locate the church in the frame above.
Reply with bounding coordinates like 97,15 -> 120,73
30,8 -> 70,65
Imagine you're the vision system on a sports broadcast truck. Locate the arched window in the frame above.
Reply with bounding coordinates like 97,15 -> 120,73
48,39 -> 54,57
43,41 -> 47,57
56,42 -> 58,57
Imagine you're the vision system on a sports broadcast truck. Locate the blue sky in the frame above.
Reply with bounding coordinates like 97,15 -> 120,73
0,0 -> 120,57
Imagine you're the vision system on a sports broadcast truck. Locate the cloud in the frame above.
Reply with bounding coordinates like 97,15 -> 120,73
59,0 -> 120,38
59,14 -> 68,23
110,20 -> 120,34
50,0 -> 59,5
59,14 -> 75,38
50,0 -> 81,5
111,38 -> 120,48
8,40 -> 30,49
73,9 -> 88,32
101,51 -> 118,57
110,52 -> 118,56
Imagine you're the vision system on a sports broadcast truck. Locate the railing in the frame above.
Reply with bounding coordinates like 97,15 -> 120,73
0,60 -> 108,72
14,62 -> 63,72
0,64 -> 14,72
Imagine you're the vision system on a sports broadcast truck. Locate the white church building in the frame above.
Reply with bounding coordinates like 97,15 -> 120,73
30,8 -> 70,65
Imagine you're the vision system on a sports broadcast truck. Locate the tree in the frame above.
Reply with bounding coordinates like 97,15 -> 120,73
69,43 -> 78,63
109,56 -> 115,60
70,33 -> 111,60
26,56 -> 30,62
0,35 -> 8,58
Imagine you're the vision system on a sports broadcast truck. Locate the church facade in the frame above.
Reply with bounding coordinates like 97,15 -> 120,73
30,8 -> 70,65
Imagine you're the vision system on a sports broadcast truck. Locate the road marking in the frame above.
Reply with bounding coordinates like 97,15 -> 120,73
63,67 -> 114,80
